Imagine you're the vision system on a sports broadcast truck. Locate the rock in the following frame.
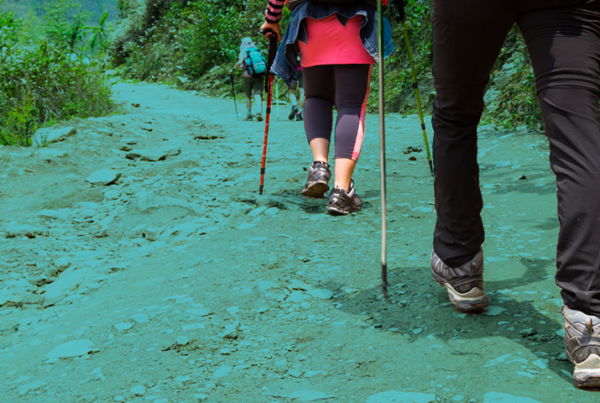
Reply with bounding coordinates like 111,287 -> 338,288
307,289 -> 333,300
520,328 -> 537,337
287,291 -> 308,303
46,340 -> 98,359
130,385 -> 146,396
130,314 -> 149,324
483,392 -> 541,403
367,391 -> 437,403
194,393 -> 208,401
176,336 -> 190,346
33,126 -> 76,146
3,224 -> 48,238
221,322 -> 240,339
113,396 -> 125,402
226,306 -> 239,315
54,257 -> 70,271
104,189 -> 121,200
36,209 -> 68,221
266,389 -> 336,401
123,138 -> 138,145
125,147 -> 181,162
114,323 -> 134,331
485,306 -> 506,316
212,365 -> 233,378
86,169 -> 122,186
19,381 -> 47,396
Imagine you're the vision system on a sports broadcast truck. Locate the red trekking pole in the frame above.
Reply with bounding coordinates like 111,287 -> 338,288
258,31 -> 278,195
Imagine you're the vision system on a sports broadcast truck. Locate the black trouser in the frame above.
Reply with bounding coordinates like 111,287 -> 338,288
303,64 -> 372,161
432,0 -> 600,315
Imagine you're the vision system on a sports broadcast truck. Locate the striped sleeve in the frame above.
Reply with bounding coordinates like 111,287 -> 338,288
265,0 -> 286,22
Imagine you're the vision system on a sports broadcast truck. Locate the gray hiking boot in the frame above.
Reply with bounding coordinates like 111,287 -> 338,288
327,180 -> 362,215
288,106 -> 298,120
245,114 -> 253,121
562,305 -> 600,388
431,249 -> 488,314
301,161 -> 331,199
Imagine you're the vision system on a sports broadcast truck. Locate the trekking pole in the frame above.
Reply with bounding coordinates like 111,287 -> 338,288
229,74 -> 239,121
402,19 -> 434,176
259,30 -> 278,195
276,79 -> 279,120
377,0 -> 388,298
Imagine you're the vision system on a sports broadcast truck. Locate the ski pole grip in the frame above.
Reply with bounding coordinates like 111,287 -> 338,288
260,29 -> 278,68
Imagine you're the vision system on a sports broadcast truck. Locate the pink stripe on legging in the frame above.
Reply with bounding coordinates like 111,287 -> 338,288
351,65 -> 373,161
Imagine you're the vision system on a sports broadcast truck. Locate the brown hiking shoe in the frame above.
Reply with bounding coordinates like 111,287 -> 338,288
431,249 -> 488,314
562,305 -> 600,388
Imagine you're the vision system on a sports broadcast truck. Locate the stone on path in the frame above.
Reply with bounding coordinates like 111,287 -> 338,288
129,385 -> 146,396
130,314 -> 149,324
114,322 -> 134,331
221,322 -> 240,339
266,389 -> 336,401
125,146 -> 181,162
485,306 -> 507,316
483,392 -> 542,403
33,126 -> 76,146
36,209 -> 68,221
86,169 -> 121,186
212,365 -> 233,378
307,289 -> 333,300
367,391 -> 437,403
46,340 -> 98,359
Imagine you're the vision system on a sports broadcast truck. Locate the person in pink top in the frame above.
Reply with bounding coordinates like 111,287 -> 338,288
230,38 -> 264,122
261,0 -> 393,215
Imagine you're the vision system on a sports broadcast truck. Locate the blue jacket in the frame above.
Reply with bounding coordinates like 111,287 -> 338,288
271,1 -> 395,87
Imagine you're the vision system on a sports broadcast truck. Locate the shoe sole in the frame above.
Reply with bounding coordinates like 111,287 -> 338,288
288,111 -> 297,120
301,182 -> 329,199
570,354 -> 600,388
256,116 -> 263,122
327,204 -> 361,215
432,271 -> 488,314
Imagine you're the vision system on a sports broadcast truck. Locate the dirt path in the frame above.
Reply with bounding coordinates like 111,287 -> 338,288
0,81 -> 592,402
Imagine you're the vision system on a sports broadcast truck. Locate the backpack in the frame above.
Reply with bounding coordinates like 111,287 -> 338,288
245,47 -> 267,78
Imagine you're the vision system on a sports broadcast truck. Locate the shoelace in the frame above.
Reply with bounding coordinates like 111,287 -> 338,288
586,318 -> 594,334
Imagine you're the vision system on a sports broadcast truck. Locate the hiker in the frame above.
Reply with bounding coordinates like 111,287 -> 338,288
261,0 -> 393,215
229,37 -> 266,122
288,56 -> 305,121
428,0 -> 600,388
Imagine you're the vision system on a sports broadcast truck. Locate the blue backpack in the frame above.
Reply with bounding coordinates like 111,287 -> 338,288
245,47 -> 267,78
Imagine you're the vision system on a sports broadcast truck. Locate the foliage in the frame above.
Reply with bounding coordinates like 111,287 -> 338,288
0,3 -> 115,146
111,0 -> 541,129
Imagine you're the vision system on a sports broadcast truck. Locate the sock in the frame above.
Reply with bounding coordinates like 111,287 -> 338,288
247,108 -> 252,115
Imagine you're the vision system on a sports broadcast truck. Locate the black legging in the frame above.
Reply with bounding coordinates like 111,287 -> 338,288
432,0 -> 600,315
303,64 -> 372,161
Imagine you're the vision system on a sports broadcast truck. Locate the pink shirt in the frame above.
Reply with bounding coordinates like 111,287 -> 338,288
298,15 -> 376,68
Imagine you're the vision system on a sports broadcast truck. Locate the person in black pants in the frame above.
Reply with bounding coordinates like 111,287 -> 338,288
429,0 -> 600,388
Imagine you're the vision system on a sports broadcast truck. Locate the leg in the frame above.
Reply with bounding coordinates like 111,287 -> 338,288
518,2 -> 600,387
303,65 -> 335,162
253,78 -> 263,116
432,0 -> 515,266
519,2 -> 600,316
288,84 -> 298,120
332,64 -> 373,191
243,77 -> 253,119
299,65 -> 336,199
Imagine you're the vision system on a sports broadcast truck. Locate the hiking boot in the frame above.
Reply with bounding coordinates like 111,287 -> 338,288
288,106 -> 298,120
301,161 -> 330,199
327,180 -> 362,215
431,249 -> 488,314
296,112 -> 303,121
562,305 -> 600,388
245,114 -> 253,121
256,113 -> 263,122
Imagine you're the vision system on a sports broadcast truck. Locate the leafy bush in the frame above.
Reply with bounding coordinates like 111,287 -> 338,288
0,4 -> 115,146
111,0 -> 541,129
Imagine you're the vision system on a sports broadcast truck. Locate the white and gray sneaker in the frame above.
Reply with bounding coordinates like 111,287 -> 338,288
431,249 -> 488,314
327,180 -> 361,215
562,305 -> 600,388
301,161 -> 331,199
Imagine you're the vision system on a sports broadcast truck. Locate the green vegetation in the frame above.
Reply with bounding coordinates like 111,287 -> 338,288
0,0 -> 117,23
0,0 -> 115,146
111,0 -> 541,129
